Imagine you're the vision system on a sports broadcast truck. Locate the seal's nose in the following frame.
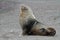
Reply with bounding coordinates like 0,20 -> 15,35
47,28 -> 56,36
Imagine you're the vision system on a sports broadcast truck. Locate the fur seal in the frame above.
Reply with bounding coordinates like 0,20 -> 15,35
19,4 -> 56,36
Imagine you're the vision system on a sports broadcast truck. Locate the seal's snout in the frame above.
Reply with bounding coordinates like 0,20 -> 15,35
47,28 -> 56,36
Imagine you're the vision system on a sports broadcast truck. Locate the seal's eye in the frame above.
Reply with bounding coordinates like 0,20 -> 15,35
40,28 -> 46,32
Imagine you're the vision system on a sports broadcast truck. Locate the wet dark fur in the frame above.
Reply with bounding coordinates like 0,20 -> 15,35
22,18 -> 56,36
22,18 -> 39,35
